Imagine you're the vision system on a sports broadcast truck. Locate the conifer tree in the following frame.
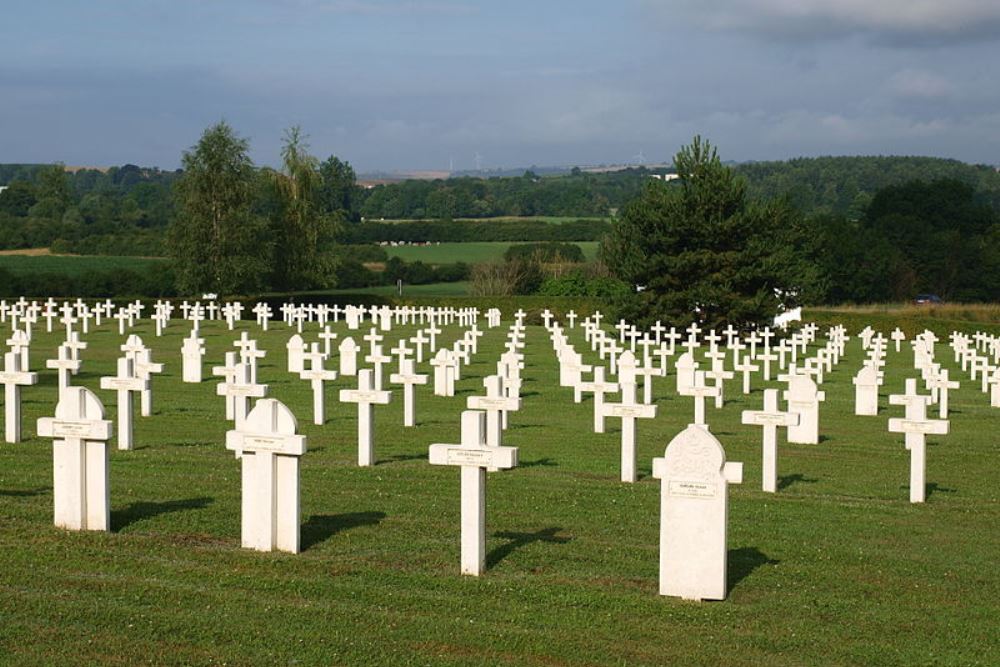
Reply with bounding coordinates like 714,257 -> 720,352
603,136 -> 814,329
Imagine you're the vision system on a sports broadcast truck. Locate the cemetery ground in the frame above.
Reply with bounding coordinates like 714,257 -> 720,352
1,317 -> 998,666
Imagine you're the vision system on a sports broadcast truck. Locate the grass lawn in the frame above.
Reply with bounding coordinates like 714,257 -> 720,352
0,254 -> 165,276
374,216 -> 608,225
383,241 -> 599,264
0,315 -> 997,665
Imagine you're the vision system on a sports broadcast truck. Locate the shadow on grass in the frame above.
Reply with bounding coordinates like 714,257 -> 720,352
777,474 -> 819,491
487,527 -> 572,569
728,546 -> 779,590
902,482 -> 957,499
113,496 -> 214,532
521,457 -> 557,468
301,511 -> 386,551
380,452 -> 427,464
0,486 -> 50,497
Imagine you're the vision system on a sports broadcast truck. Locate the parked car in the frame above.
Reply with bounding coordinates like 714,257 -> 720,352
913,294 -> 942,305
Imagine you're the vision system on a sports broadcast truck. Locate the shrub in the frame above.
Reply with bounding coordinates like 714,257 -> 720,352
503,242 -> 585,263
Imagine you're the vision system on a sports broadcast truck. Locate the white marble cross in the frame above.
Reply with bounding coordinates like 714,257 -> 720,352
889,379 -> 949,503
134,348 -> 164,417
742,389 -> 799,493
683,370 -> 720,428
578,366 -> 619,434
467,375 -> 521,449
924,370 -> 959,419
6,329 -> 30,371
365,344 -> 391,391
46,343 -> 79,395
428,410 -> 518,576
339,369 -> 391,467
216,361 -> 268,437
99,357 -> 148,450
389,359 -> 428,427
601,381 -> 656,483
225,398 -> 307,553
36,387 -> 114,531
734,355 -> 758,395
299,343 -> 338,425
0,350 -> 38,442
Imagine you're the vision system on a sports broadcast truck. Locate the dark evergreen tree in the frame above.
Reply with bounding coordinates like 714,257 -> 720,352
603,136 -> 816,329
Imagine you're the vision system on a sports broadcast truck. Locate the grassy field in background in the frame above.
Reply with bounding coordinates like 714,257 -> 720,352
0,314 -> 997,665
383,241 -> 599,264
372,216 -> 608,225
0,254 -> 165,275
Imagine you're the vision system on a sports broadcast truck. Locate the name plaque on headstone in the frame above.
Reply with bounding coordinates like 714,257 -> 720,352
668,480 -> 717,498
51,421 -> 95,438
445,448 -> 496,466
244,435 -> 301,454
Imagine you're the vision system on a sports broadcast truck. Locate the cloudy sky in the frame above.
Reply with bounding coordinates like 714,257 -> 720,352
2,0 -> 998,171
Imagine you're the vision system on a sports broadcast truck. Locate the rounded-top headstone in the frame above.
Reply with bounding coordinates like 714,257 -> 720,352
56,386 -> 106,421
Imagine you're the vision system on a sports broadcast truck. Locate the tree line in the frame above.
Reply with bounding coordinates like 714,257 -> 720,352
602,138 -> 1000,330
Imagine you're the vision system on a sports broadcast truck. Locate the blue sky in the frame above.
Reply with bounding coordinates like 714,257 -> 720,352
2,0 -> 999,171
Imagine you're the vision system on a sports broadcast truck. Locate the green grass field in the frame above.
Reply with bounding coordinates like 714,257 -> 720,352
0,254 -> 165,276
0,316 -> 997,665
382,241 -> 599,264
374,216 -> 608,225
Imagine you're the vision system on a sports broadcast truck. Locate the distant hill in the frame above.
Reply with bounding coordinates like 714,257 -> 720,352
735,156 -> 1000,217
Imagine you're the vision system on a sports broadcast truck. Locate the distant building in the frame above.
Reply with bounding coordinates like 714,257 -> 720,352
649,174 -> 680,182
0,185 -> 7,195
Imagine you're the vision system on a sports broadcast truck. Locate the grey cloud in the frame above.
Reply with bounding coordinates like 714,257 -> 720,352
649,0 -> 1000,46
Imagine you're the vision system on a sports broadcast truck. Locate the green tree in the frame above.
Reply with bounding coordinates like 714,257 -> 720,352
318,155 -> 359,220
603,136 -> 815,329
168,121 -> 268,295
267,126 -> 337,290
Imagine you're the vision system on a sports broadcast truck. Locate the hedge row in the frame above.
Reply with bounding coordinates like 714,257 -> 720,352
342,218 -> 610,243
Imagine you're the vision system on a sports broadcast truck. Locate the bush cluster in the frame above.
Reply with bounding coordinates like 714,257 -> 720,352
0,266 -> 177,298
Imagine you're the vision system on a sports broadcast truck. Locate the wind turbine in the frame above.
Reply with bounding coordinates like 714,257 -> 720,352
474,151 -> 483,172
632,149 -> 646,165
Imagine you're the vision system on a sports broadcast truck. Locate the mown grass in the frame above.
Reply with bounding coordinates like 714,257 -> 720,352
382,241 -> 599,264
0,315 -> 997,665
373,216 -> 608,225
0,254 -> 166,276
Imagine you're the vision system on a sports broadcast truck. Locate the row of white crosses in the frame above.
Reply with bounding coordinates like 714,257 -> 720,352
950,330 -> 999,407
552,310 -> 747,599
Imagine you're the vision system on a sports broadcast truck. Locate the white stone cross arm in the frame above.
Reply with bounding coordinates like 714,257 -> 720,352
429,411 -> 519,470
226,398 -> 307,456
888,416 -> 949,438
37,387 -> 113,441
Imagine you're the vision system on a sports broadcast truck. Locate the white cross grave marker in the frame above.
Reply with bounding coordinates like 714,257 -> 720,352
225,398 -> 307,553
428,410 -> 518,576
36,387 -> 114,531
339,369 -> 392,467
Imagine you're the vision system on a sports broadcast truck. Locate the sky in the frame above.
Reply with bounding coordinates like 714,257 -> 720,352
2,0 -> 999,172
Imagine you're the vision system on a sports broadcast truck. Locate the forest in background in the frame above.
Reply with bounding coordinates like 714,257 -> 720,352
1,153 -> 998,303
